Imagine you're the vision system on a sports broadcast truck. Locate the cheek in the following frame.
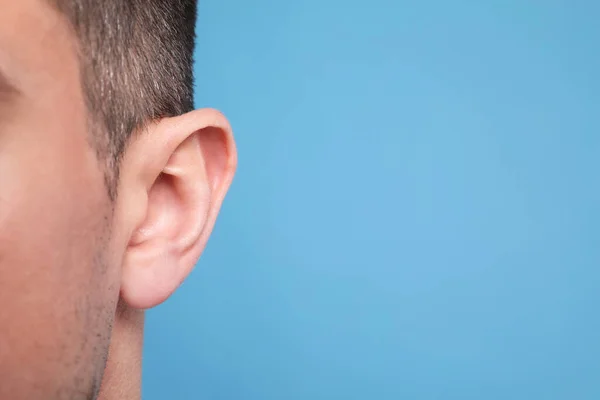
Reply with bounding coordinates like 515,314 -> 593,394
0,120 -> 120,395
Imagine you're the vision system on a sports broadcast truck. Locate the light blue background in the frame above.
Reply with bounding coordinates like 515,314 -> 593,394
144,1 -> 599,399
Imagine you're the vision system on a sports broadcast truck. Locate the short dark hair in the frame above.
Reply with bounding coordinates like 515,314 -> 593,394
53,0 -> 198,199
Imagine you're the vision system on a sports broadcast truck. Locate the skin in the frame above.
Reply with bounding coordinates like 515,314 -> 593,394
0,1 -> 237,399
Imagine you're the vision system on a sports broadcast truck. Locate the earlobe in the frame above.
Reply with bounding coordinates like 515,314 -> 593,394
119,109 -> 237,309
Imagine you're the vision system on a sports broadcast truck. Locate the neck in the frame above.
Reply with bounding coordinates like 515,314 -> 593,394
97,301 -> 145,400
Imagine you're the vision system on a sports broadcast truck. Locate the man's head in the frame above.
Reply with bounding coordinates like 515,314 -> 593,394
0,0 -> 237,398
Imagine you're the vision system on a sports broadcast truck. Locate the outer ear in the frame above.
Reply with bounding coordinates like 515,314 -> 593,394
119,109 -> 237,309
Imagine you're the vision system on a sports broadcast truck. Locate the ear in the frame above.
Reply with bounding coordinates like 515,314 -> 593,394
118,109 -> 237,309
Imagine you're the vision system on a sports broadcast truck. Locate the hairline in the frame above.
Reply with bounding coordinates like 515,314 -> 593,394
48,0 -> 178,202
